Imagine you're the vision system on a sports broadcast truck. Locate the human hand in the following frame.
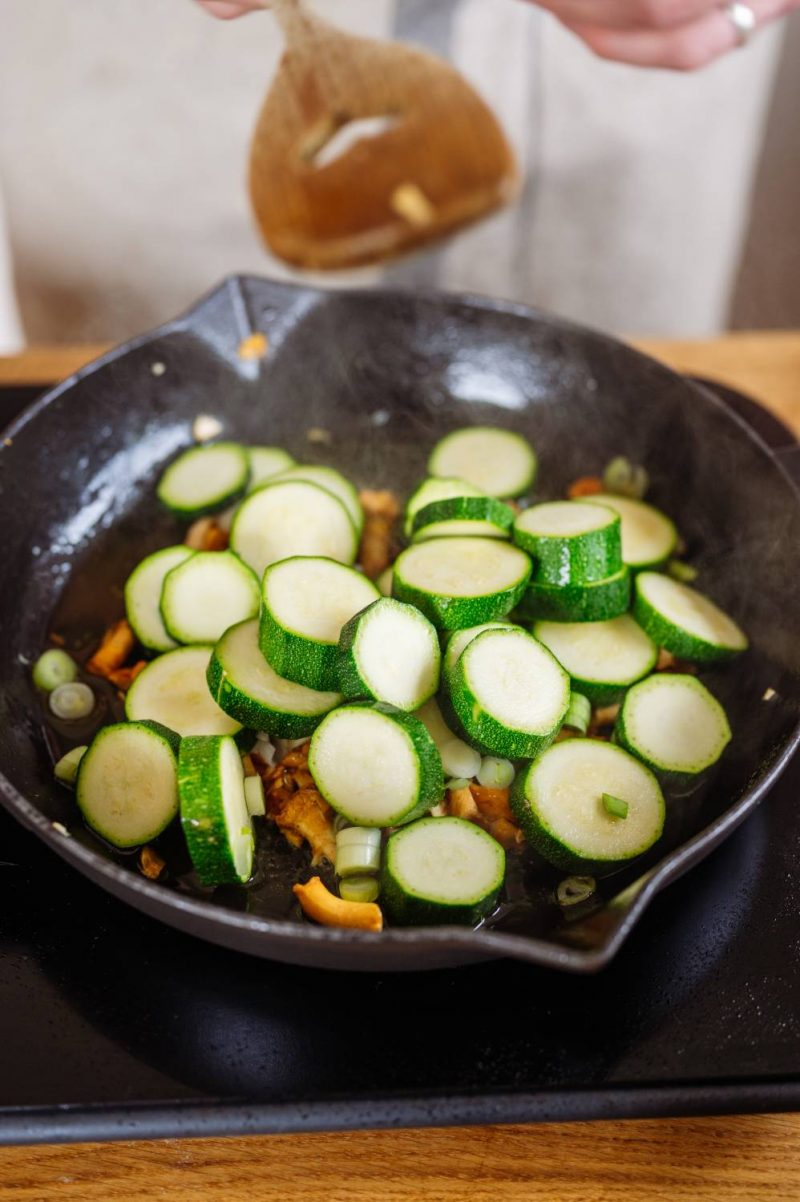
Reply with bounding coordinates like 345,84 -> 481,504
195,0 -> 266,19
530,0 -> 797,69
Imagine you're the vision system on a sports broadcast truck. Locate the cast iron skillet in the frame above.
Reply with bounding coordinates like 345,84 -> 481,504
1,275 -> 799,973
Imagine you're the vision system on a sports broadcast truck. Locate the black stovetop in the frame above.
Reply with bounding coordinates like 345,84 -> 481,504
2,380 -> 799,1144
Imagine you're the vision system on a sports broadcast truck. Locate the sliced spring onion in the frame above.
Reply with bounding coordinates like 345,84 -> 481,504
445,777 -> 472,791
562,692 -> 592,735
53,745 -> 88,785
477,757 -> 515,789
339,875 -> 381,904
602,456 -> 649,499
32,649 -> 78,692
556,875 -> 596,907
440,738 -> 482,781
335,826 -> 382,878
602,793 -> 629,819
49,682 -> 95,721
252,735 -> 275,766
667,559 -> 699,583
244,774 -> 266,817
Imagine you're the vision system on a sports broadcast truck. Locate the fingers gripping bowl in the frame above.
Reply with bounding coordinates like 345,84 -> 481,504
1,276 -> 799,972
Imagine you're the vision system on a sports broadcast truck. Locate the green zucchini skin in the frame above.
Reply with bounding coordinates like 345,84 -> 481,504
615,673 -> 732,790
207,620 -> 341,738
308,702 -> 444,827
135,719 -> 182,757
411,496 -> 515,540
510,744 -> 665,874
531,616 -> 658,706
178,735 -> 253,886
381,817 -> 505,926
336,598 -> 440,710
447,629 -> 570,759
513,506 -> 622,585
633,574 -> 748,664
516,567 -> 631,623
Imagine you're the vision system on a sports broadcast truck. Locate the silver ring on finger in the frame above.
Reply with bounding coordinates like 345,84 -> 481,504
723,1 -> 758,46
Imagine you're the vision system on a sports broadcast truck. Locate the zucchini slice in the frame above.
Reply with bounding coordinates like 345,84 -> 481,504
513,501 -> 622,585
208,618 -> 342,737
260,556 -> 380,691
532,614 -> 657,705
584,494 -> 677,570
404,476 -> 483,539
428,427 -> 537,497
616,673 -> 732,788
157,442 -> 249,519
308,702 -> 444,827
124,545 -> 194,652
511,739 -> 665,872
517,566 -> 630,623
442,620 -> 516,689
179,735 -> 254,885
126,645 -> 243,738
246,446 -> 295,490
337,597 -> 441,711
413,697 -> 482,782
634,571 -> 747,663
393,536 -> 532,630
382,817 -> 505,926
273,464 -> 363,534
160,550 -> 260,645
76,721 -> 179,848
230,480 -> 357,580
448,627 -> 570,758
411,496 -> 515,542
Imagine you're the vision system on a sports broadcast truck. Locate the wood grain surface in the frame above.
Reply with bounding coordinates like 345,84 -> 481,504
1,1115 -> 799,1201
1,335 -> 798,1197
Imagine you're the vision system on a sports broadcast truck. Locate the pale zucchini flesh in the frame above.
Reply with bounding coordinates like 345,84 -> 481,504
208,618 -> 342,737
532,614 -> 657,705
511,739 -> 665,872
393,537 -> 532,630
585,494 -> 677,569
337,597 -> 441,711
160,550 -> 260,645
76,722 -> 179,848
247,446 -> 295,490
442,620 -> 515,688
273,464 -> 363,533
616,673 -> 732,786
428,427 -> 537,497
633,571 -> 748,663
230,480 -> 357,580
448,627 -> 570,758
124,545 -> 194,652
260,556 -> 380,691
157,442 -> 249,519
382,817 -> 505,925
308,703 -> 444,827
126,645 -> 243,738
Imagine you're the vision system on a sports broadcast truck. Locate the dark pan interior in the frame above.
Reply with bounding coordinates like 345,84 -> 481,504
1,276 -> 799,972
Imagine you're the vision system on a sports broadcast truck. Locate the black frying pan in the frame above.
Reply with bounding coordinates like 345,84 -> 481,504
1,276 -> 798,972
